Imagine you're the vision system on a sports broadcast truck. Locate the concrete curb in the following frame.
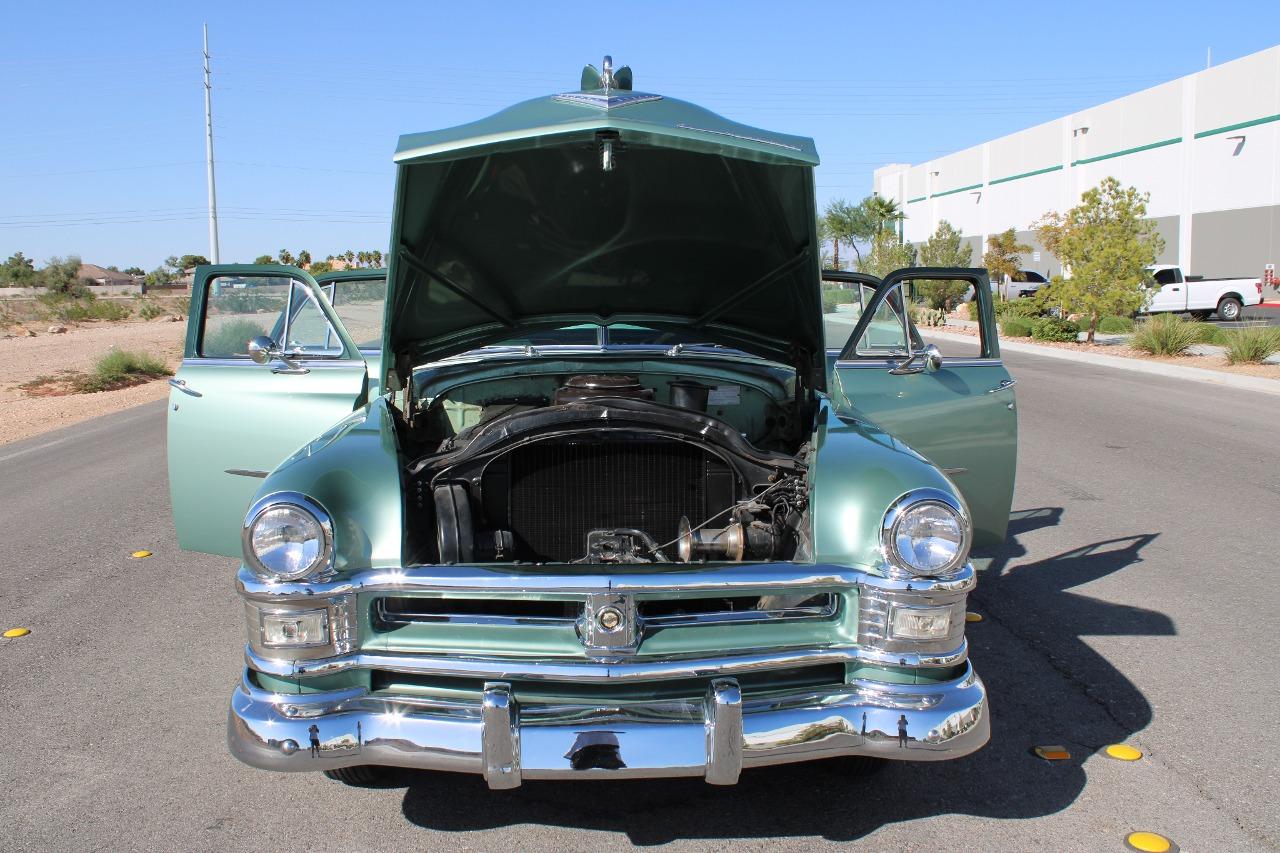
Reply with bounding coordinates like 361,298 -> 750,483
925,329 -> 1280,396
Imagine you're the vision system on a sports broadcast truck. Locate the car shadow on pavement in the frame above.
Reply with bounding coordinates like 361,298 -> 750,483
393,506 -> 1174,845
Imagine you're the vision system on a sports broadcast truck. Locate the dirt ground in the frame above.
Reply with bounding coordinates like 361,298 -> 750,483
0,319 -> 185,446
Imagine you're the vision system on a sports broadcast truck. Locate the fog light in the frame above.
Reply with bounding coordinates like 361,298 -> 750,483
889,605 -> 952,641
260,609 -> 329,648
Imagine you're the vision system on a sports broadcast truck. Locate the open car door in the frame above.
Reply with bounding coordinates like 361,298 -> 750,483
832,267 -> 1017,546
167,265 -> 370,556
314,268 -> 387,395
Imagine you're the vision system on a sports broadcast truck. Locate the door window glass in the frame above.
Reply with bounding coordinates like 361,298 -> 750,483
202,276 -> 291,357
855,284 -> 912,355
283,286 -> 344,357
1153,269 -> 1177,286
326,277 -> 387,349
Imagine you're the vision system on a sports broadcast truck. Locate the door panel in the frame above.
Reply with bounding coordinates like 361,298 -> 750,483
168,265 -> 368,557
833,267 -> 1017,546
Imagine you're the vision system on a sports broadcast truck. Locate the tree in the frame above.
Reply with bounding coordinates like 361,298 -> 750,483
344,250 -> 356,266
1035,177 -> 1164,343
122,266 -> 146,276
279,249 -> 295,267
40,255 -> 84,294
308,260 -> 333,275
143,260 -> 179,290
858,231 -> 916,279
982,229 -> 1031,301
2,252 -> 38,286
372,249 -> 383,268
178,254 -> 210,270
297,249 -> 312,269
917,220 -> 973,309
863,195 -> 904,236
253,254 -> 276,265
822,199 -> 861,269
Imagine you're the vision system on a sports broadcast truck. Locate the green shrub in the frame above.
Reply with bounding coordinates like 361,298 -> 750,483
1097,316 -> 1134,333
203,318 -> 270,357
136,299 -> 166,320
1221,325 -> 1280,365
822,285 -> 856,315
960,301 -> 975,321
36,292 -> 132,322
1001,317 -> 1034,337
74,349 -> 172,392
1131,314 -> 1199,356
1030,316 -> 1080,342
995,298 -> 1043,320
1193,323 -> 1225,345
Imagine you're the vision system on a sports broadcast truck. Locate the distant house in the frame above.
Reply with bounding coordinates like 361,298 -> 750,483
78,264 -> 137,287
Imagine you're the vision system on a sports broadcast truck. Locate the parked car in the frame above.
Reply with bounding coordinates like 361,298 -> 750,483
168,58 -> 1017,788
1141,264 -> 1262,321
962,269 -> 1048,302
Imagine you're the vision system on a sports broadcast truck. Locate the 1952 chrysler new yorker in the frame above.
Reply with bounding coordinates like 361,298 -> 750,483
167,58 -> 1016,787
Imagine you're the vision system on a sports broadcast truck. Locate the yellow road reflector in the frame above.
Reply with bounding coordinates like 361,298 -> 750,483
131,550 -> 153,559
1105,743 -> 1144,761
965,612 -> 983,623
1034,745 -> 1071,761
3,627 -> 31,638
1125,831 -> 1176,852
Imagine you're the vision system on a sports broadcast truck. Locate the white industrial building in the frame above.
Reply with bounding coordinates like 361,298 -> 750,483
873,44 -> 1280,285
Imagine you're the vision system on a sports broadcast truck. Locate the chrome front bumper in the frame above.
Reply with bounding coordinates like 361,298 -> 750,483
228,664 -> 989,787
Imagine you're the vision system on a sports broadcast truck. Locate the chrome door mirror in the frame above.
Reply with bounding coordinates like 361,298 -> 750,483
889,344 -> 944,375
247,335 -> 281,365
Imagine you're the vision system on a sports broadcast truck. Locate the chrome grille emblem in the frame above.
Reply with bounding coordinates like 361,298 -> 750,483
580,593 -> 637,651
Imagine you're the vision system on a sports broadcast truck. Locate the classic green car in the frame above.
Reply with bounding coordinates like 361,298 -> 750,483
168,58 -> 1015,787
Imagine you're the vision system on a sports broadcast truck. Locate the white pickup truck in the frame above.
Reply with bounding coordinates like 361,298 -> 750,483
1141,264 -> 1262,321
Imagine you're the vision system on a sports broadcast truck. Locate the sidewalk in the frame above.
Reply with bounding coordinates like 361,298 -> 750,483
927,328 -> 1280,396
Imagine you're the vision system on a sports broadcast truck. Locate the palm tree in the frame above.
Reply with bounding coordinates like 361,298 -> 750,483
297,249 -> 312,269
372,249 -> 383,268
345,250 -> 356,266
279,249 -> 294,266
822,199 -> 862,268
864,195 -> 905,238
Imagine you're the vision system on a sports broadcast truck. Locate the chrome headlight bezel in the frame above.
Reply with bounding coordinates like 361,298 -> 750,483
242,492 -> 335,582
881,488 -> 971,578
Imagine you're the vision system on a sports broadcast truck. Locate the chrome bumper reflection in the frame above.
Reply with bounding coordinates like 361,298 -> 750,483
228,665 -> 989,787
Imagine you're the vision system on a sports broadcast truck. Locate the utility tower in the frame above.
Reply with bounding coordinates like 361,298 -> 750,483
203,23 -> 221,263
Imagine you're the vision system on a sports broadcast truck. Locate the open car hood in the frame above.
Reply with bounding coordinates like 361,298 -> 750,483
384,81 -> 824,379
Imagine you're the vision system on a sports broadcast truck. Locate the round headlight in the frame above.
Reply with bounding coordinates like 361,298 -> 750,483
243,495 -> 332,581
883,490 -> 970,576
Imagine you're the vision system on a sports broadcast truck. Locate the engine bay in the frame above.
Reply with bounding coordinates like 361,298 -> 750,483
400,370 -> 813,566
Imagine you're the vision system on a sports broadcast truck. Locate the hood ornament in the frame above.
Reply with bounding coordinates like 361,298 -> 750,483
559,56 -> 660,110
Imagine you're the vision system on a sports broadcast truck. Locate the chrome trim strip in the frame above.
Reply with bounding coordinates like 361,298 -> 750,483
372,598 -> 576,628
180,357 -> 365,369
237,562 -> 973,601
834,358 -> 1001,369
641,596 -> 838,628
675,124 -> 803,151
244,638 -> 970,681
225,469 -> 269,478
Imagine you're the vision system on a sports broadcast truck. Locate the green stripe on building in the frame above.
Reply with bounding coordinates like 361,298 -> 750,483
1071,136 -> 1181,166
906,195 -> 927,204
989,164 -> 1063,185
1194,113 -> 1280,139
931,183 -> 983,198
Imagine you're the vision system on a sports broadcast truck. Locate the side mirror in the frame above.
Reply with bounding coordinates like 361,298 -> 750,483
922,343 -> 943,373
247,335 -> 280,365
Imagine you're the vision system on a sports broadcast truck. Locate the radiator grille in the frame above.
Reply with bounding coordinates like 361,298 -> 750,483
497,436 -> 715,562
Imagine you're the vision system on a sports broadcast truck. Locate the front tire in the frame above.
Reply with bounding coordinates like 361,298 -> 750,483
1216,297 -> 1242,321
324,765 -> 386,785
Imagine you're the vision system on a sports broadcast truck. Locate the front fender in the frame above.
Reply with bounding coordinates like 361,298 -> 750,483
250,397 -> 404,573
809,401 -> 961,571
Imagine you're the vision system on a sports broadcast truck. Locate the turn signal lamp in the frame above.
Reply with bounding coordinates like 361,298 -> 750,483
889,605 -> 952,641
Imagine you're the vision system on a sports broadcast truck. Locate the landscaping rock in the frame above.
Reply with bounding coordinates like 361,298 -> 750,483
47,325 -> 67,334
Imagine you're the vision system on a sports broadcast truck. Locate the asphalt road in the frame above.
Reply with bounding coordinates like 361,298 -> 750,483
2,341 -> 1278,851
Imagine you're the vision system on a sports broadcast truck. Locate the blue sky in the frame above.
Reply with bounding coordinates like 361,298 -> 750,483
2,1 -> 1278,270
